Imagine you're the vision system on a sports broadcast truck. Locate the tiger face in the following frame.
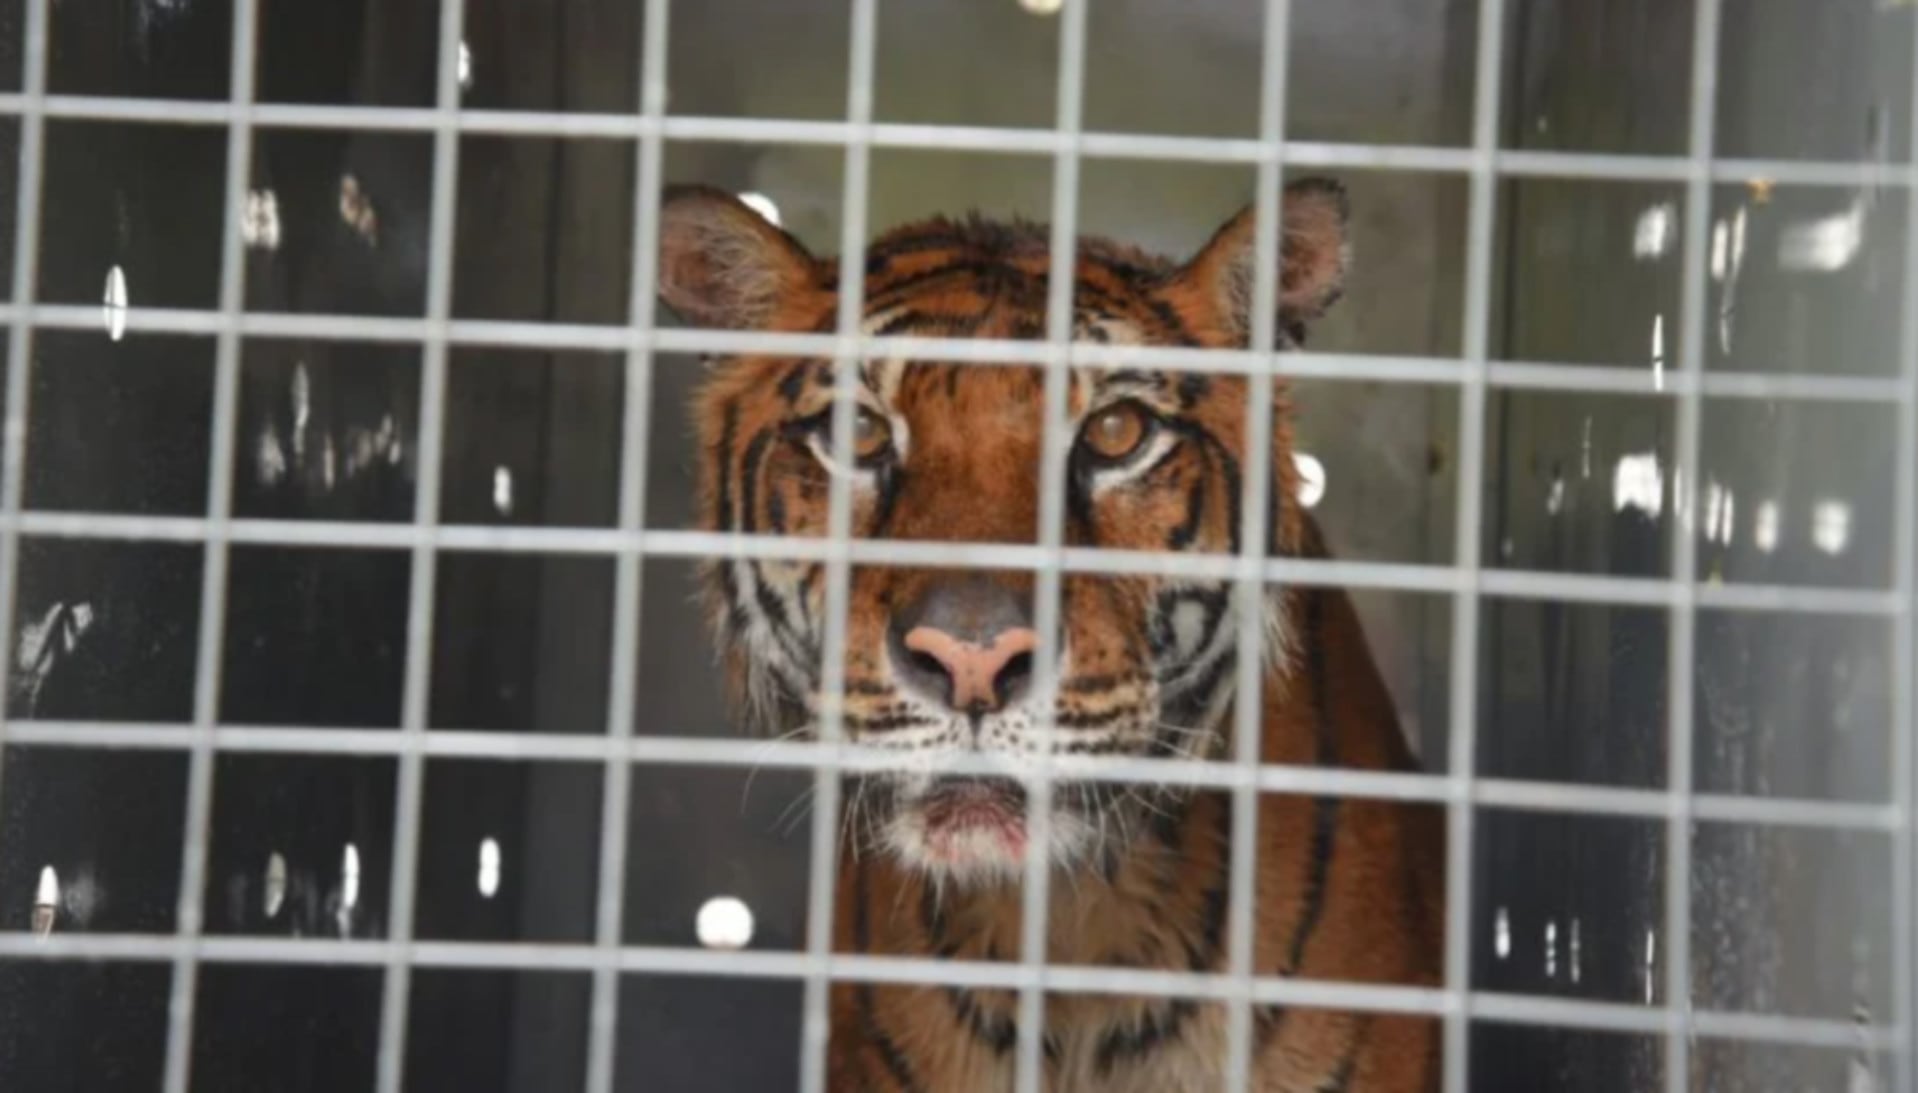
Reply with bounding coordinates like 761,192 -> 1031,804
661,181 -> 1350,886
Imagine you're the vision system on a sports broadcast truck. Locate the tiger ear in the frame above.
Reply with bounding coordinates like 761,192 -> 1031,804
1174,177 -> 1350,341
657,185 -> 826,329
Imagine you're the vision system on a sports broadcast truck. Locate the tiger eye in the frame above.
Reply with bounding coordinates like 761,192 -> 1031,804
852,408 -> 892,461
1081,403 -> 1152,462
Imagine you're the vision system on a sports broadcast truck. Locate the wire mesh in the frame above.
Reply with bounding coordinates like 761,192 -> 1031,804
0,0 -> 1908,1089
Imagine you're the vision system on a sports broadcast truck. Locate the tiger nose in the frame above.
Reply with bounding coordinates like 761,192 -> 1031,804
889,576 -> 1037,713
899,626 -> 1038,713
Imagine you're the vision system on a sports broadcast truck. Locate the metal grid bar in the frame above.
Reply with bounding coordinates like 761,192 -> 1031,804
1894,7 -> 1918,1089
1662,1 -> 1724,1088
1220,0 -> 1294,1085
1011,0 -> 1090,1087
0,720 -> 1899,830
2,301 -> 1911,400
794,1 -> 879,1089
0,2 -> 1908,1089
157,0 -> 259,1089
1,513 -> 1902,617
2,90 -> 1915,188
370,1 -> 466,1089
583,1 -> 670,1090
0,0 -> 48,821
0,930 -> 1899,1053
1440,0 -> 1506,1088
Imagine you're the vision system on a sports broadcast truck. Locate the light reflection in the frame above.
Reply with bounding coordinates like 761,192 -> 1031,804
1715,206 -> 1749,355
1650,312 -> 1665,390
103,265 -> 129,343
696,895 -> 755,950
1494,905 -> 1511,960
1812,498 -> 1853,556
492,466 -> 514,516
478,837 -> 502,899
1018,0 -> 1064,13
1643,928 -> 1658,1005
739,191 -> 783,228
1293,451 -> 1326,509
1704,480 -> 1736,546
243,188 -> 281,251
1632,202 -> 1676,260
458,41 -> 473,92
340,843 -> 361,911
32,865 -> 58,941
1780,197 -> 1866,273
263,852 -> 287,920
339,174 -> 379,245
1569,918 -> 1583,985
1754,499 -> 1782,554
1543,919 -> 1558,980
337,843 -> 361,938
1611,452 -> 1663,519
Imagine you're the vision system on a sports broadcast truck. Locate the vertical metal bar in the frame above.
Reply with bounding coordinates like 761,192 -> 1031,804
373,0 -> 467,1088
1663,2 -> 1722,1089
158,2 -> 258,1089
797,0 -> 878,1088
1221,0 -> 1292,1087
1441,1 -> 1507,1090
1889,8 -> 1918,1089
0,0 -> 50,834
1011,1 -> 1089,1090
583,2 -> 670,1090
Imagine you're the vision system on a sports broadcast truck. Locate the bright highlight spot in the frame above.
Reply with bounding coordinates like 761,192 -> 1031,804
478,838 -> 502,899
739,191 -> 782,228
1293,451 -> 1326,509
697,895 -> 755,950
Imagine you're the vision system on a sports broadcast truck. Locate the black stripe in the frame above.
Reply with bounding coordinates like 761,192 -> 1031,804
864,260 -> 1001,311
1196,794 -> 1231,966
945,988 -> 1017,1055
738,428 -> 775,533
1166,471 -> 1208,550
1094,1000 -> 1198,1075
860,992 -> 922,1093
713,399 -> 739,529
1256,591 -> 1343,1054
849,860 -> 923,1092
776,361 -> 812,406
1284,589 -> 1341,974
1316,1020 -> 1366,1093
1176,372 -> 1210,407
872,462 -> 902,535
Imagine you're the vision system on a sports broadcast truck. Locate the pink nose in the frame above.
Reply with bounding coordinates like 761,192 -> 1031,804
900,625 -> 1039,712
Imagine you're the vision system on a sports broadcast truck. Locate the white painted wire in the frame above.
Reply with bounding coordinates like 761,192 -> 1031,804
582,2 -> 671,1091
1891,5 -> 1918,1090
1661,1 -> 1724,1089
795,1 -> 879,1090
159,1 -> 257,1089
370,1 -> 468,1088
1440,0 -> 1507,1088
0,1 -> 1905,1088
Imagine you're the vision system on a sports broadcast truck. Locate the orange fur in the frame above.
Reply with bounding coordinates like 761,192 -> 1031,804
665,180 -> 1442,1091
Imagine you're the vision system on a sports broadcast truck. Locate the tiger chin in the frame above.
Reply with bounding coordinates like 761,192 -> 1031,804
663,180 -> 1444,1092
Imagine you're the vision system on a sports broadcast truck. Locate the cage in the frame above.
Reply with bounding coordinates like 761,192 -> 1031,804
0,0 -> 1911,1091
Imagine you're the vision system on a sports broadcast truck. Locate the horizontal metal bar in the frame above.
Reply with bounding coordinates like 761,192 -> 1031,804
0,932 -> 1895,1053
2,93 -> 1911,187
2,721 -> 1899,832
0,512 -> 1901,616
13,304 -> 1912,405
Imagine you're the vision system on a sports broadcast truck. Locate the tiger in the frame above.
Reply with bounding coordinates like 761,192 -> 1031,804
658,177 -> 1443,1092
